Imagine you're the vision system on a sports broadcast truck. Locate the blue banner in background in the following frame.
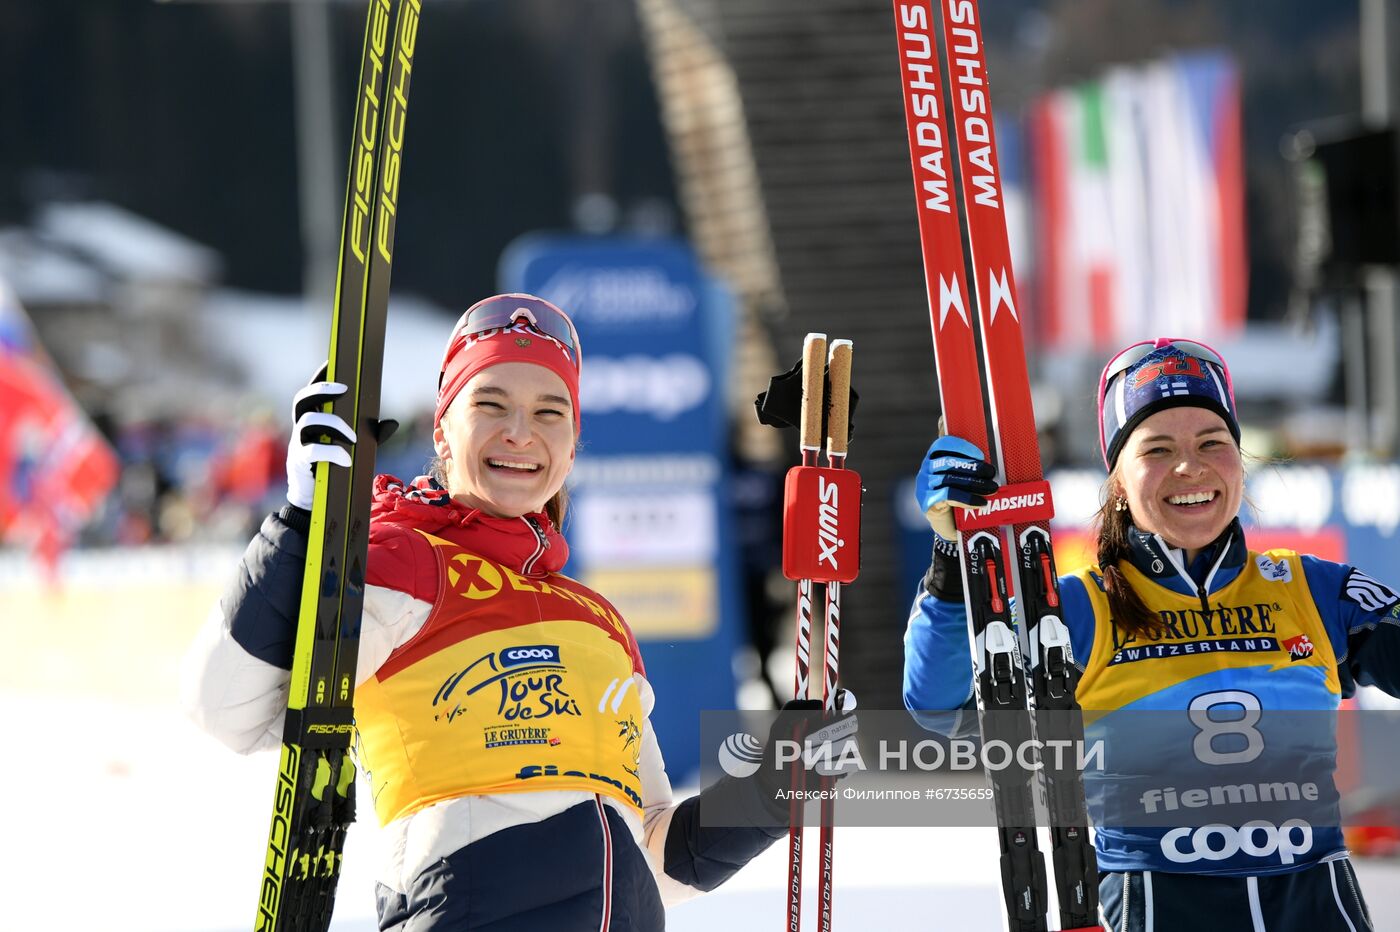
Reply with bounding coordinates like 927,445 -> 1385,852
502,235 -> 740,784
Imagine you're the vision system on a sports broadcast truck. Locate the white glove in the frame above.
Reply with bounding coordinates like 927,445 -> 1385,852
285,378 -> 356,510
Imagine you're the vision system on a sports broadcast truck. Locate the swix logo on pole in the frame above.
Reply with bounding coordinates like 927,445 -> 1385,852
817,476 -> 843,570
955,480 -> 1055,531
895,3 -> 952,214
783,467 -> 863,584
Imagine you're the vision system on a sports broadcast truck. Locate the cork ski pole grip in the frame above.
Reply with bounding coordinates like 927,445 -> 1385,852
826,339 -> 853,460
800,333 -> 828,456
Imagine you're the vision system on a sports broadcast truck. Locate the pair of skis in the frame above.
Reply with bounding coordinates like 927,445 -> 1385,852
781,334 -> 859,932
256,1 -> 421,930
889,2 -> 1101,931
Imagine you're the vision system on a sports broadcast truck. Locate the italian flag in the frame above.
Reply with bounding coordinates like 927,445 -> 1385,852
1029,53 -> 1245,350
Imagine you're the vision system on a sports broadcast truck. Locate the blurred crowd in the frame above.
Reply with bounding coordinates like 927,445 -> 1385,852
78,407 -> 438,548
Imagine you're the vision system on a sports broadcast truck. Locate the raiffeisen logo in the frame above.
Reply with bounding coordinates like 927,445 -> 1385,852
817,476 -> 845,570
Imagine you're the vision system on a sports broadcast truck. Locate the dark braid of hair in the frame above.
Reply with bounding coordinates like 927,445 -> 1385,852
1094,481 -> 1163,640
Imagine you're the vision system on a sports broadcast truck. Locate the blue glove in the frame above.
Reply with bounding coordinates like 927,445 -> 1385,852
916,436 -> 999,540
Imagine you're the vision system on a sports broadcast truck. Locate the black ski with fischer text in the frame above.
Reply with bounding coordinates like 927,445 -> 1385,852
890,1 -> 1102,930
255,1 -> 421,930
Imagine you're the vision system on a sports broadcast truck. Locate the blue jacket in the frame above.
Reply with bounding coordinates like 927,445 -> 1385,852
904,520 -> 1400,875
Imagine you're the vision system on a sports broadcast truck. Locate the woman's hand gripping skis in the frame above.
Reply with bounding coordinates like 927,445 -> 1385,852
889,0 -> 1102,929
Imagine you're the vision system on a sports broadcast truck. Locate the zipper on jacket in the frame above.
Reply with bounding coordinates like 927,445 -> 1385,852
1196,531 -> 1232,616
522,515 -> 548,575
1154,529 -> 1231,616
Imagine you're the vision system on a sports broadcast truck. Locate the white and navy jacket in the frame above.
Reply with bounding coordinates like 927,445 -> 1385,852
182,476 -> 785,931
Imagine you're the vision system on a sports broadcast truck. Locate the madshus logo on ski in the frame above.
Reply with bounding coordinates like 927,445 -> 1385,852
954,480 -> 1054,532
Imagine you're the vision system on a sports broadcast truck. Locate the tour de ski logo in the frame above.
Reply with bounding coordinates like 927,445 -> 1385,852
431,644 -> 581,728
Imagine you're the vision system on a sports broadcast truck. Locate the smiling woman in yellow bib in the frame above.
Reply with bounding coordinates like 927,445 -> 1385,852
181,294 -> 834,931
905,338 -> 1396,932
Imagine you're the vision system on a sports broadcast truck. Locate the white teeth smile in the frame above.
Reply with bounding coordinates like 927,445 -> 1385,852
487,459 -> 539,472
1168,491 -> 1216,506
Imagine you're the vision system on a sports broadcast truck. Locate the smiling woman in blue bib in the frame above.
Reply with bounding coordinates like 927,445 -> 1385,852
905,338 -> 1398,932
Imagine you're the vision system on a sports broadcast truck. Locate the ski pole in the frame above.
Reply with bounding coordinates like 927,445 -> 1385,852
815,339 -> 853,932
785,332 -> 827,932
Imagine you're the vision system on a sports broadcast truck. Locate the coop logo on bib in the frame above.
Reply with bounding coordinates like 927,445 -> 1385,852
1160,820 -> 1313,865
501,645 -> 560,666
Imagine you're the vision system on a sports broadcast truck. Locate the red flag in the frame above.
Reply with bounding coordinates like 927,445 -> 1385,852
0,281 -> 119,564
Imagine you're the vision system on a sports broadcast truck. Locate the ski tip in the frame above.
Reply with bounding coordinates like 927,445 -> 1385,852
828,338 -> 853,358
803,332 -> 828,345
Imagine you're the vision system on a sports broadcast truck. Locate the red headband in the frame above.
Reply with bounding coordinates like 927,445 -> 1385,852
434,322 -> 581,431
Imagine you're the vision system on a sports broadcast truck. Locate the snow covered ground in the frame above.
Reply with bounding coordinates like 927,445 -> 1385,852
2,556 -> 1396,931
